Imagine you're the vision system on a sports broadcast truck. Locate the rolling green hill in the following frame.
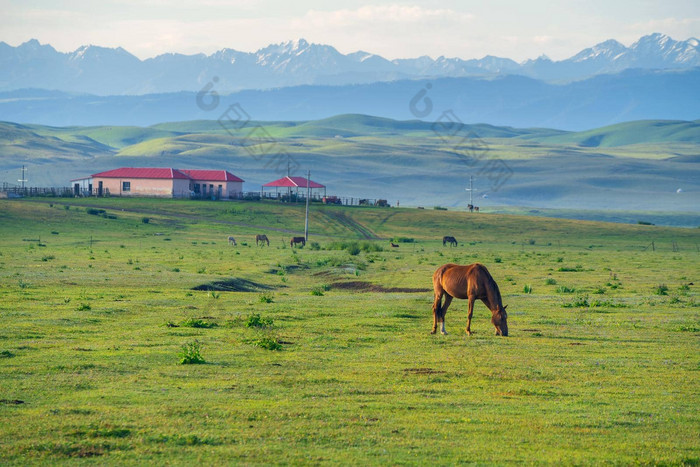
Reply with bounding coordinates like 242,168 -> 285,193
0,116 -> 698,214
522,119 -> 700,147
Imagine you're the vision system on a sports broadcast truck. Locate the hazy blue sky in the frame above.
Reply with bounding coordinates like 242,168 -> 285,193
2,0 -> 698,60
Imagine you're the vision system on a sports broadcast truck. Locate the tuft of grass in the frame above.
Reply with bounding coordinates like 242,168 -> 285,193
246,313 -> 273,328
654,284 -> 669,296
556,285 -> 576,294
250,336 -> 282,351
180,318 -> 217,329
258,293 -> 274,303
77,303 -> 91,311
523,284 -> 533,294
545,278 -> 557,285
0,350 -> 15,358
563,295 -> 590,308
179,340 -> 205,364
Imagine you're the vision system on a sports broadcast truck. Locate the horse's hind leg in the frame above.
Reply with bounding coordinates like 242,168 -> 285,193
439,295 -> 452,335
431,291 -> 442,334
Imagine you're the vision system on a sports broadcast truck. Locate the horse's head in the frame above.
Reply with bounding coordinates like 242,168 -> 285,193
492,305 -> 508,336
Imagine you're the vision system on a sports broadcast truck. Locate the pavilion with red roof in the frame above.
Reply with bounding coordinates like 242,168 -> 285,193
262,175 -> 326,199
82,167 -> 244,198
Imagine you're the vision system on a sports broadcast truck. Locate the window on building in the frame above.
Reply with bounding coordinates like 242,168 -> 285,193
122,181 -> 131,192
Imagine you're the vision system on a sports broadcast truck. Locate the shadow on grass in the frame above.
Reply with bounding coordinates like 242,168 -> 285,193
192,278 -> 277,292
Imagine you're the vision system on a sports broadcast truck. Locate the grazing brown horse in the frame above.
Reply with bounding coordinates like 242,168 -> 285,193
290,236 -> 306,247
256,234 -> 270,246
431,263 -> 508,336
442,236 -> 458,247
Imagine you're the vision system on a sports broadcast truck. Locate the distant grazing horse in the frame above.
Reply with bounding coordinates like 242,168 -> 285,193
431,263 -> 508,336
256,234 -> 270,246
290,236 -> 306,247
442,236 -> 458,247
474,206 -> 479,212
227,236 -> 237,246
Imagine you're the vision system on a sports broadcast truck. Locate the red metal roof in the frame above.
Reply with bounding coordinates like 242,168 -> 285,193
92,168 -> 190,179
263,176 -> 325,188
179,169 -> 244,182
90,167 -> 244,182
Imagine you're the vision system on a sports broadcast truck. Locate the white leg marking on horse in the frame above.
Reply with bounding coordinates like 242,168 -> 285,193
441,321 -> 447,335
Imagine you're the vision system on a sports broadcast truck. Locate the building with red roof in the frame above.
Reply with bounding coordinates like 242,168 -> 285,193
262,175 -> 326,199
83,167 -> 244,198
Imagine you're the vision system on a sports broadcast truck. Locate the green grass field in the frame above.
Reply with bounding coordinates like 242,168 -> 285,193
0,197 -> 698,465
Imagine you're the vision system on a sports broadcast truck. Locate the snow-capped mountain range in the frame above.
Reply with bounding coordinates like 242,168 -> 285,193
0,33 -> 698,95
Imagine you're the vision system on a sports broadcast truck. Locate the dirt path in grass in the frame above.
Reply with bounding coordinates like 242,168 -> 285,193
321,211 -> 381,240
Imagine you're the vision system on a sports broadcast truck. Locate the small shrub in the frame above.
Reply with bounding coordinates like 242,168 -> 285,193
545,278 -> 557,285
311,287 -> 325,296
0,350 -> 14,358
51,231 -> 59,235
433,206 -> 447,210
172,267 -> 180,272
141,217 -> 150,224
180,318 -> 217,329
41,255 -> 55,262
678,284 -> 690,292
523,284 -> 533,294
86,208 -> 106,216
558,266 -> 582,272
674,324 -> 700,332
654,284 -> 669,296
258,293 -> 274,303
179,340 -> 205,364
637,220 -> 654,225
592,287 -> 606,294
251,336 -> 282,351
77,303 -> 91,311
310,242 -> 321,250
669,296 -> 681,304
563,295 -> 589,308
246,313 -> 273,328
528,239 -> 536,245
494,257 -> 502,263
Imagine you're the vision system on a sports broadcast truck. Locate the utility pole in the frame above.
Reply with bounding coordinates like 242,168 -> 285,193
18,165 -> 27,190
304,170 -> 310,242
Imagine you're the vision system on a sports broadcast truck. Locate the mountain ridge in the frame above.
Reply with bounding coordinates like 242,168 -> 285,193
1,33 -> 698,95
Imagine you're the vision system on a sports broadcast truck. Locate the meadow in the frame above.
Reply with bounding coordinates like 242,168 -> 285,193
0,197 -> 698,465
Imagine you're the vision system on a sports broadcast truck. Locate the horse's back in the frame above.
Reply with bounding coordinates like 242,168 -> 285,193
435,263 -> 494,299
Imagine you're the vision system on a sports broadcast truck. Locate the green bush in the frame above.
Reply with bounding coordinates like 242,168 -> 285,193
179,340 -> 205,364
246,313 -> 273,328
545,278 -> 557,285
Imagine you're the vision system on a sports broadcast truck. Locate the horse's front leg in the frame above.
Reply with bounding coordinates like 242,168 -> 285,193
466,296 -> 476,336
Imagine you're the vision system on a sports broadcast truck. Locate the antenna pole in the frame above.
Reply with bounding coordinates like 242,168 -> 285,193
465,175 -> 474,208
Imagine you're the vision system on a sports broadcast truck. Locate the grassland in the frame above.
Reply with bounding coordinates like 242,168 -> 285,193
0,197 -> 698,465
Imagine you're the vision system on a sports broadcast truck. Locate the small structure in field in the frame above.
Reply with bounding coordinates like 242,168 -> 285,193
262,175 -> 326,200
